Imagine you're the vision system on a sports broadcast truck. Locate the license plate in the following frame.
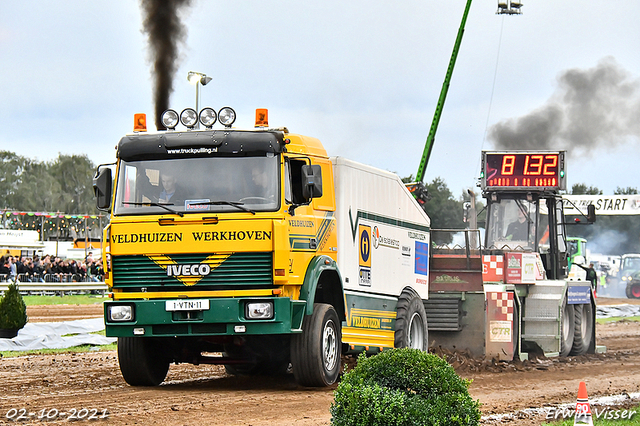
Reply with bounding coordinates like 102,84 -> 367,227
165,299 -> 210,311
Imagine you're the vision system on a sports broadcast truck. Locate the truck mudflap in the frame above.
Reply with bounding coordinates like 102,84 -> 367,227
104,297 -> 307,338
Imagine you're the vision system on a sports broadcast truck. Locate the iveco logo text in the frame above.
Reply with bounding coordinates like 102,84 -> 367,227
167,264 -> 211,277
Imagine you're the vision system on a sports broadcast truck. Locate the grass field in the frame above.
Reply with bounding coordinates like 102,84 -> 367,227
596,316 -> 640,324
23,294 -> 107,306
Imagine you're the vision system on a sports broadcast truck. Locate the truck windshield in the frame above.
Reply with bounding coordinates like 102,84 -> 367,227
622,257 -> 640,272
485,198 -> 538,250
113,154 -> 280,215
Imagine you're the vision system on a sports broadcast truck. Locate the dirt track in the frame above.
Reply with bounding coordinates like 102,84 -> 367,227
1,299 -> 639,425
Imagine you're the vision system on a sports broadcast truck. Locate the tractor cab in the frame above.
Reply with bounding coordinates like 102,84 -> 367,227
482,151 -> 568,280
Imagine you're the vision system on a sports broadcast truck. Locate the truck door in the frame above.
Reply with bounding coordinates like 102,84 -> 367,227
285,157 -> 319,281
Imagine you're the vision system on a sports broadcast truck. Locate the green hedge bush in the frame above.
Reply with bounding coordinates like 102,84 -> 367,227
330,348 -> 481,426
0,283 -> 28,330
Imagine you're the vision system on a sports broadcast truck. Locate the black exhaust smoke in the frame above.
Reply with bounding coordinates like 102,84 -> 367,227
140,0 -> 192,130
488,57 -> 640,155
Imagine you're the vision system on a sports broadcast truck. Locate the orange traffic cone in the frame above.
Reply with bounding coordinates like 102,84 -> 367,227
574,381 -> 593,425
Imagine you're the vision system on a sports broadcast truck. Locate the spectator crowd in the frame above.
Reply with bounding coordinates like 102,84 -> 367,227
0,252 -> 104,283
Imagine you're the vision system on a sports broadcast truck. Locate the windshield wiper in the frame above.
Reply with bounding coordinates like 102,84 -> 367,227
191,200 -> 255,215
123,201 -> 184,217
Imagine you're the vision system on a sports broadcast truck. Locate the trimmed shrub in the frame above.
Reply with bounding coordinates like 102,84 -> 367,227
330,348 -> 481,426
0,283 -> 28,330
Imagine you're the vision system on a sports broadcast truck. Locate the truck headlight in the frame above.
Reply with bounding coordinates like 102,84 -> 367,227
245,302 -> 273,319
218,107 -> 236,127
199,107 -> 217,128
180,108 -> 198,128
161,109 -> 179,130
622,276 -> 628,281
108,305 -> 134,322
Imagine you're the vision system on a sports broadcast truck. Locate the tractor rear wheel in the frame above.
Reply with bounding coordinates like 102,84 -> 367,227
559,301 -> 575,357
395,288 -> 428,351
570,303 -> 594,356
628,281 -> 640,299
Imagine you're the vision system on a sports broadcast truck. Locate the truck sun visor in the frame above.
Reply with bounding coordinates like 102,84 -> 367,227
117,130 -> 285,161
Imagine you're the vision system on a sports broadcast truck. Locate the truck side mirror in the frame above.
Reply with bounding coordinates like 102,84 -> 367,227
587,204 -> 596,223
301,165 -> 322,200
94,167 -> 113,211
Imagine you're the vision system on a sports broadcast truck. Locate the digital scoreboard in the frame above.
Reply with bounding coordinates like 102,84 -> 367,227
481,151 -> 566,191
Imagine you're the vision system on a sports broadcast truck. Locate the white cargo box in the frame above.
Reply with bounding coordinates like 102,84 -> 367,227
331,157 -> 431,300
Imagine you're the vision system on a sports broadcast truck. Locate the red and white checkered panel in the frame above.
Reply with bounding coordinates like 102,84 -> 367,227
487,291 -> 514,321
483,255 -> 504,283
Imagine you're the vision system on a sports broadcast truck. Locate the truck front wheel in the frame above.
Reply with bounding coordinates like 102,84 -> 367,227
395,288 -> 428,351
117,337 -> 170,386
291,303 -> 341,387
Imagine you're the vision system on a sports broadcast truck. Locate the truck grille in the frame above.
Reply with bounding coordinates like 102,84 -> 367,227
111,252 -> 273,290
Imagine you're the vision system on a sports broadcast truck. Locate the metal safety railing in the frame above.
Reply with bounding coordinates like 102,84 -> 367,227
0,275 -> 107,296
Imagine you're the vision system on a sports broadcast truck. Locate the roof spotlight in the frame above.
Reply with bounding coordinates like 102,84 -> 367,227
199,107 -> 217,128
161,110 -> 179,130
180,108 -> 198,128
218,107 -> 236,128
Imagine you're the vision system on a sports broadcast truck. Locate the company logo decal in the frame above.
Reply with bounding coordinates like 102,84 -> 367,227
149,254 -> 231,286
507,255 -> 521,268
111,232 -> 183,244
359,224 -> 371,286
167,263 -> 211,277
347,307 -> 395,330
192,230 -> 271,241
289,212 -> 335,251
415,241 -> 429,276
371,226 -> 400,250
408,231 -> 427,241
433,274 -> 468,283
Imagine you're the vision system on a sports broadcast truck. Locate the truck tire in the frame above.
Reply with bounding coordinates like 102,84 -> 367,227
291,303 -> 341,387
117,337 -> 170,386
627,281 -> 640,299
570,303 -> 594,356
559,301 -> 575,357
395,288 -> 428,351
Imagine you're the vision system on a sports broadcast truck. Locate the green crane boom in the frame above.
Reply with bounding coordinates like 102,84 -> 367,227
415,0 -> 473,183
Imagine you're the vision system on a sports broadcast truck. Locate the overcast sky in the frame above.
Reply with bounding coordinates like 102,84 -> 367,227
2,0 -> 639,196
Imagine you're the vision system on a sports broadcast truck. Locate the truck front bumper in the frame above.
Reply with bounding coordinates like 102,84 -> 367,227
104,297 -> 306,338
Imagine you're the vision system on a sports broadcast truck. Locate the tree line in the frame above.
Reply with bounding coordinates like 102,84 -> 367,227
0,148 -> 637,255
0,151 -> 98,215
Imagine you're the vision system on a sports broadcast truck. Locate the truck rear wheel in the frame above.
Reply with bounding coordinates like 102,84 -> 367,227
559,301 -> 575,357
291,303 -> 341,387
395,288 -> 428,351
117,337 -> 170,386
570,303 -> 594,356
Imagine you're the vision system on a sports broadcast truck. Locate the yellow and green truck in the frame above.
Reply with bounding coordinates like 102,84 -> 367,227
94,108 -> 431,387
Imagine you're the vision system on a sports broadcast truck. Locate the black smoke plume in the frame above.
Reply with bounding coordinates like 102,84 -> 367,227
489,57 -> 640,156
140,0 -> 192,130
